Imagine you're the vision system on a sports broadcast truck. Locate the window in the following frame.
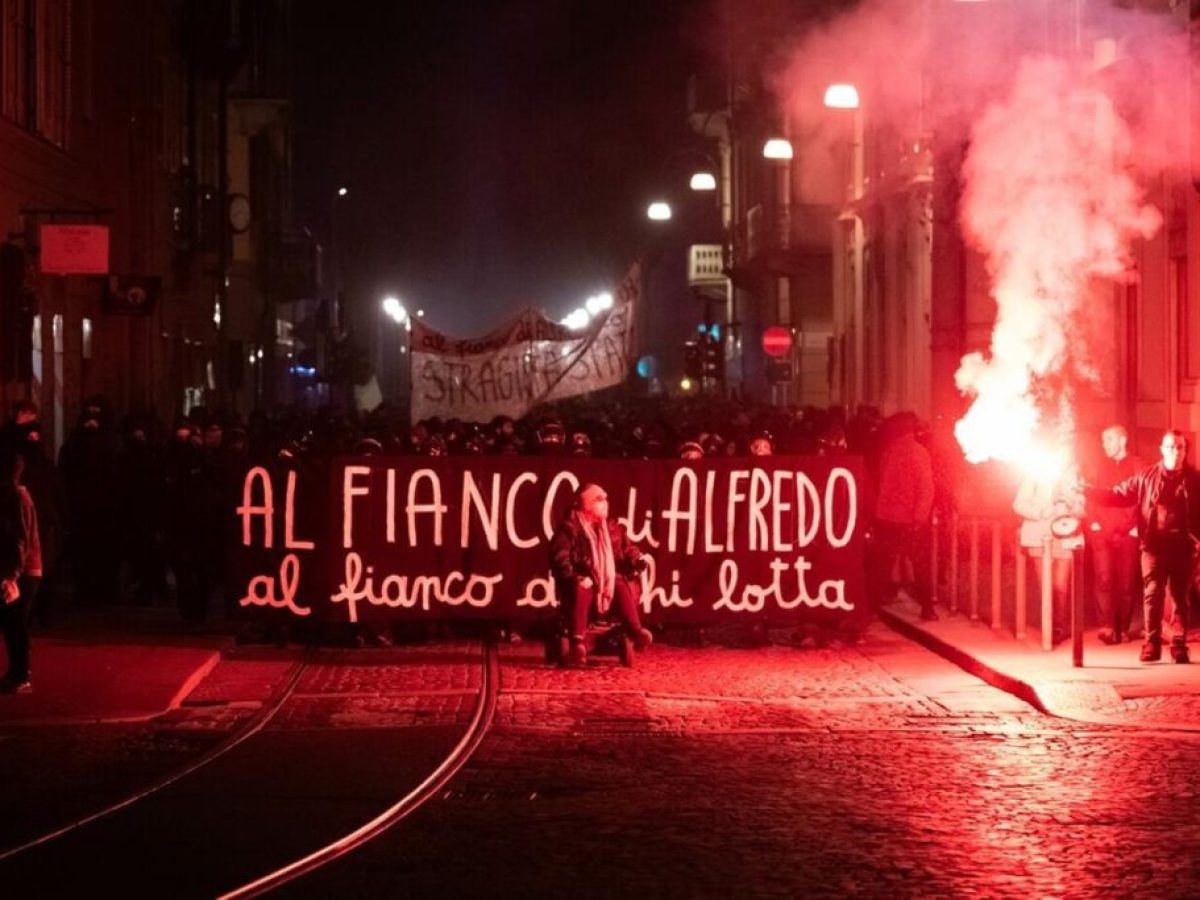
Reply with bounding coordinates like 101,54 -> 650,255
2,0 -> 29,124
1,0 -> 71,147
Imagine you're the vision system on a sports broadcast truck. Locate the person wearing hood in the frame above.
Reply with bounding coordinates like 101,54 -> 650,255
58,398 -> 120,606
0,447 -> 40,693
871,413 -> 936,620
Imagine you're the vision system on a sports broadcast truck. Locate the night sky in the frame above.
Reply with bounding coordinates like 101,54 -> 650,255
292,1 -> 711,336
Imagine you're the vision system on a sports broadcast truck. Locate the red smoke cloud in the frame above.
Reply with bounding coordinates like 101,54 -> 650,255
762,0 -> 1188,472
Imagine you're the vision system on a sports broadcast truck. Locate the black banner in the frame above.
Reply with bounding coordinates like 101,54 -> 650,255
234,456 -> 866,625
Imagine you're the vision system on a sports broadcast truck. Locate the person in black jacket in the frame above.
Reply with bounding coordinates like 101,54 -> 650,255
549,483 -> 651,667
1085,429 -> 1200,663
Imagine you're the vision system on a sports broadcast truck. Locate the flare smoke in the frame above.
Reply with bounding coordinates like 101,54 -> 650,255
954,56 -> 1161,471
764,0 -> 1188,471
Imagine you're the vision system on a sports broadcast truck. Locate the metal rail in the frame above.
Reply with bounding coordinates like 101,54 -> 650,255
219,639 -> 500,899
933,511 -> 1077,653
0,654 -> 311,862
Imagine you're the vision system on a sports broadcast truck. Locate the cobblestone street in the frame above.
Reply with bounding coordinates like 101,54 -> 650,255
292,627 -> 1200,898
5,625 -> 1200,897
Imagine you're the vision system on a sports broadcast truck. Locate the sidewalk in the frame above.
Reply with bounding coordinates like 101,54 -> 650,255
881,597 -> 1200,731
0,606 -> 233,725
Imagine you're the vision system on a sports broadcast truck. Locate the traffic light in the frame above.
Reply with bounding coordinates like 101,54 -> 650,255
683,340 -> 702,379
701,335 -> 723,381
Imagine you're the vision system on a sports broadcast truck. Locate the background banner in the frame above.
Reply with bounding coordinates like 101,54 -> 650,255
234,455 -> 866,626
408,263 -> 639,421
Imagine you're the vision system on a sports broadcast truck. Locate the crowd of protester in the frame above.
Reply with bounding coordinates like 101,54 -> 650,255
0,383 -> 1193,692
0,389 -> 960,687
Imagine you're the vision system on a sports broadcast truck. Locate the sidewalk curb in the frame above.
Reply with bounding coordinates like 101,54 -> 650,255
96,648 -> 225,725
880,608 -> 1200,734
877,607 -> 1051,716
0,641 -> 232,729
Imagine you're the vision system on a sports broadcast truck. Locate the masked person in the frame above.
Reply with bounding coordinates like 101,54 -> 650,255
871,413 -> 936,619
549,483 -> 651,667
1085,430 -> 1200,664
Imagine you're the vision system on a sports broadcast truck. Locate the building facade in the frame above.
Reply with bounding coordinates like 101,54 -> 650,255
692,0 -> 1200,459
0,0 -> 319,456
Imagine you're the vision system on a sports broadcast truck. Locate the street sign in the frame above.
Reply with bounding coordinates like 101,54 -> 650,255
40,224 -> 109,274
762,325 -> 792,358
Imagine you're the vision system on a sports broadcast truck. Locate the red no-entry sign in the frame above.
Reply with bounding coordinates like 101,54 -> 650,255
762,326 -> 792,358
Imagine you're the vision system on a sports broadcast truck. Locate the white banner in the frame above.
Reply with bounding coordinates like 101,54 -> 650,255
410,263 -> 639,422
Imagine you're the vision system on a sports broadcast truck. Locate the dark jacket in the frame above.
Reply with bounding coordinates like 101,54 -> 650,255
1088,453 -> 1144,536
549,514 -> 645,594
1088,463 -> 1200,547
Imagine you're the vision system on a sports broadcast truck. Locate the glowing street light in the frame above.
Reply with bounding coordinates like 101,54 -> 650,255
646,201 -> 672,221
762,138 -> 794,160
823,83 -> 860,110
562,308 -> 592,330
689,171 -> 717,191
336,186 -> 349,197
585,292 -> 614,316
382,295 -> 407,324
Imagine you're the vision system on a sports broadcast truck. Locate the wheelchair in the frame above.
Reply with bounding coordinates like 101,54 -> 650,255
543,615 -> 636,668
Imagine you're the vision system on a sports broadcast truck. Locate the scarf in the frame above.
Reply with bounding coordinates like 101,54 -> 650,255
575,510 -> 616,614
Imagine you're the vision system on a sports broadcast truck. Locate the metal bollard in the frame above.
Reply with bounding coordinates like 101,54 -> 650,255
969,518 -> 981,621
1072,544 -> 1084,668
1014,538 -> 1027,639
990,521 -> 1002,630
1041,534 -> 1053,651
930,512 -> 940,607
949,513 -> 960,615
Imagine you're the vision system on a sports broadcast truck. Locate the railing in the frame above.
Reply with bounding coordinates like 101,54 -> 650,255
931,510 -> 1078,652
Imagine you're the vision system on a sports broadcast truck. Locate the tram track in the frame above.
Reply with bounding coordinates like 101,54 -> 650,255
0,653 -> 312,863
220,639 -> 499,898
0,640 -> 500,898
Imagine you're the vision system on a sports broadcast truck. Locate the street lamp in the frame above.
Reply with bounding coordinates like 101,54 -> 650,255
382,295 -> 407,324
646,201 -> 673,221
762,137 -> 794,160
561,308 -> 591,331
644,146 -> 737,394
331,187 -> 349,330
822,84 -> 860,110
825,82 -> 866,408
585,292 -> 613,316
762,136 -> 795,407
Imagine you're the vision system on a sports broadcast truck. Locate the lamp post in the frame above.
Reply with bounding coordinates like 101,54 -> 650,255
824,83 -> 865,408
763,136 -> 794,407
330,187 -> 348,331
645,147 -> 736,393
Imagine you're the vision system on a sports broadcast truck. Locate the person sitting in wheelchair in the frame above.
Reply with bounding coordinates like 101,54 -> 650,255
549,482 -> 652,667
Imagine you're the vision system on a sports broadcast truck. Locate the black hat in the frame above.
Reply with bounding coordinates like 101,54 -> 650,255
537,420 -> 565,444
569,431 -> 592,456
